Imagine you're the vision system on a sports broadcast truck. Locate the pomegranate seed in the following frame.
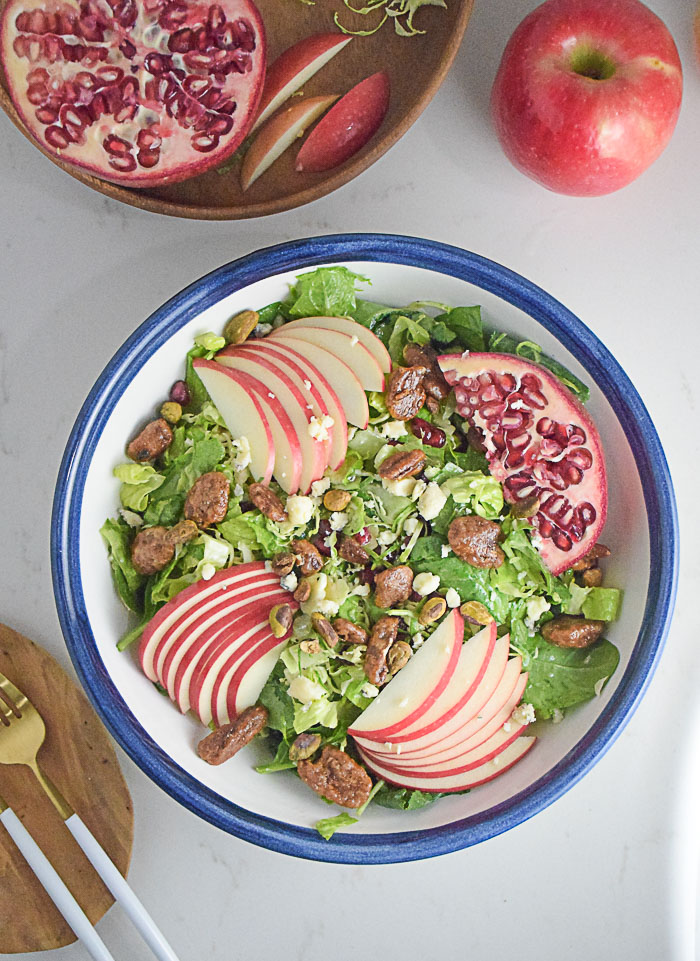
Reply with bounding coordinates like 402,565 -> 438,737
410,417 -> 446,448
169,26 -> 194,52
45,125 -> 69,148
169,380 -> 190,406
207,115 -> 233,136
191,131 -> 219,152
35,105 -> 58,124
96,65 -> 123,84
355,527 -> 371,546
119,38 -> 136,58
137,148 -> 160,168
26,83 -> 47,105
103,134 -> 131,156
109,153 -> 137,172
15,12 -> 29,31
207,4 -> 226,31
137,128 -> 162,150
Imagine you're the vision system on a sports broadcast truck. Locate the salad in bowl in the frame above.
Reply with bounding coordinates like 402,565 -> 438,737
100,262 -> 623,840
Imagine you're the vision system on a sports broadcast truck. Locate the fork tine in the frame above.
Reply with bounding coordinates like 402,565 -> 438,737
0,691 -> 17,723
0,672 -> 28,712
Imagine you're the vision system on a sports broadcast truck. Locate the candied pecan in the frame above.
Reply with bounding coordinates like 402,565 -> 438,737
402,343 -> 450,400
467,426 -> 487,454
197,705 -> 268,765
271,551 -> 296,576
131,526 -> 174,575
582,568 -> 603,587
374,565 -> 414,608
387,640 -> 412,674
510,495 -> 541,519
364,615 -> 399,686
248,483 -> 287,522
167,519 -> 199,546
385,365 -> 428,421
542,615 -> 605,649
311,612 -> 339,648
424,370 -> 451,401
289,732 -> 321,762
323,489 -> 352,511
403,343 -> 437,368
127,418 -> 173,462
292,539 -> 324,575
293,578 -> 312,603
337,535 -> 370,565
297,746 -> 372,808
184,471 -> 230,527
333,618 -> 369,645
425,396 -> 440,416
448,516 -> 505,569
569,543 -> 611,572
378,448 -> 426,480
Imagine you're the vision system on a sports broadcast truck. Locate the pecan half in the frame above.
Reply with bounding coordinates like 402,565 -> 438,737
131,526 -> 174,575
542,615 -> 605,649
385,365 -> 428,421
248,483 -> 287,522
297,746 -> 372,808
337,535 -> 370,565
292,539 -> 324,575
448,516 -> 505,569
166,519 -> 199,546
374,565 -> 414,608
569,543 -> 611,572
378,448 -> 426,480
333,618 -> 369,645
127,418 -> 173,462
184,471 -> 230,528
364,615 -> 399,686
196,705 -> 268,765
403,343 -> 450,401
582,568 -> 603,587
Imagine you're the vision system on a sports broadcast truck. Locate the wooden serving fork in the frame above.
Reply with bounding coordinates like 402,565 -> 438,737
0,670 -> 180,961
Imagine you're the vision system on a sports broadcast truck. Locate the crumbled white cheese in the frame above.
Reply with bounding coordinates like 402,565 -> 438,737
411,479 -> 427,502
403,517 -> 421,535
445,588 -> 461,608
310,476 -> 331,496
200,563 -> 216,581
377,530 -> 398,546
329,511 -> 348,532
417,482 -> 447,520
441,543 -> 452,558
382,476 -> 416,497
361,682 -> 379,698
511,702 -> 536,726
280,571 -> 298,592
232,436 -> 251,470
502,721 -> 512,733
254,323 -> 272,337
263,559 -> 273,572
233,483 -> 244,498
551,708 -> 564,724
315,598 -> 341,617
382,420 -> 408,439
351,583 -> 371,597
423,465 -> 440,479
286,495 -> 314,527
413,572 -> 441,596
303,379 -> 312,390
308,414 -> 334,442
350,335 -> 359,347
288,676 -> 326,703
411,633 -> 425,648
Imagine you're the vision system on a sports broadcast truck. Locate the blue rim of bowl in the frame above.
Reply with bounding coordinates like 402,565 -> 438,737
51,233 -> 678,865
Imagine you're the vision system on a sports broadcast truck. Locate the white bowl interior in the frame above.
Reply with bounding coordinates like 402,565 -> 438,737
78,261 -> 648,834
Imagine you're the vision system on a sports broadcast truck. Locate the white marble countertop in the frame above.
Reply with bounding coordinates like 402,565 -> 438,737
2,0 -> 699,957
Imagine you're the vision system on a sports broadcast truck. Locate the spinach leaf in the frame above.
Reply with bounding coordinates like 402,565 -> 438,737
184,344 -> 210,412
518,633 -> 620,718
433,305 -> 485,352
372,783 -> 468,810
287,267 -> 370,319
258,661 -> 296,741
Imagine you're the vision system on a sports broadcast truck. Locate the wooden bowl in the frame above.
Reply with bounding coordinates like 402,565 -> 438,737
0,0 -> 474,219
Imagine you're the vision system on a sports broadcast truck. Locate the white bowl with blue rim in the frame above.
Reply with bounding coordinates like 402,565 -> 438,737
51,234 -> 678,864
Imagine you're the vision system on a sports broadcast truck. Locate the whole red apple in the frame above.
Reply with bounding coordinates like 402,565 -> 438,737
491,0 -> 683,196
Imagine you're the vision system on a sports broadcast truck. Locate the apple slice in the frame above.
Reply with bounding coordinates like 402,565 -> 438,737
252,33 -> 352,133
296,72 -> 390,173
255,336 -> 369,428
242,96 -> 339,191
231,340 -> 348,470
271,325 -> 384,392
282,316 -> 391,374
139,563 -> 270,682
357,737 -> 537,793
347,610 -> 464,741
194,359 -> 303,493
212,631 -> 289,725
217,344 -> 338,466
191,359 -> 274,484
214,352 -> 327,491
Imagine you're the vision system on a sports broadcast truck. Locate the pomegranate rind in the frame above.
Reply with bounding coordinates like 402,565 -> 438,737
438,352 -> 607,575
0,0 -> 266,187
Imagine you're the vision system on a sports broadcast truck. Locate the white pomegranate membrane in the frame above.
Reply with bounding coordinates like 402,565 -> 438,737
440,353 -> 607,575
1,0 -> 266,185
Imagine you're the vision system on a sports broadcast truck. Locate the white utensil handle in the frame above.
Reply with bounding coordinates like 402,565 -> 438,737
66,813 -> 180,961
0,807 -> 115,961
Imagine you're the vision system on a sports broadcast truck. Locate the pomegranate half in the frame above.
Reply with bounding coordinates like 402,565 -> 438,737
1,0 -> 266,186
438,353 -> 607,575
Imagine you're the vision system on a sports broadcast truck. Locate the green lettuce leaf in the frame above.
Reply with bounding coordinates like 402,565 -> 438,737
582,587 -> 622,621
100,518 -> 144,613
113,463 -> 165,512
287,267 -> 370,319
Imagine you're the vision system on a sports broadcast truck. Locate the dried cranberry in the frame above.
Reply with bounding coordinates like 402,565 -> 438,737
358,569 -> 375,586
239,500 -> 254,513
410,590 -> 422,602
312,519 -> 333,557
355,527 -> 371,545
411,417 -> 446,448
170,379 -> 190,406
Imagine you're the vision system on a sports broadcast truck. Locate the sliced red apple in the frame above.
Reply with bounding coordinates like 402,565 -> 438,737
242,96 -> 339,191
139,563 -> 270,682
283,316 -> 391,374
194,359 -> 303,494
255,336 -> 369,428
214,352 -> 327,491
192,359 -> 275,484
212,630 -> 290,725
296,71 -> 390,173
357,737 -> 537,793
271,324 -> 384,392
252,33 -> 352,133
231,340 -> 348,470
347,610 -> 464,741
